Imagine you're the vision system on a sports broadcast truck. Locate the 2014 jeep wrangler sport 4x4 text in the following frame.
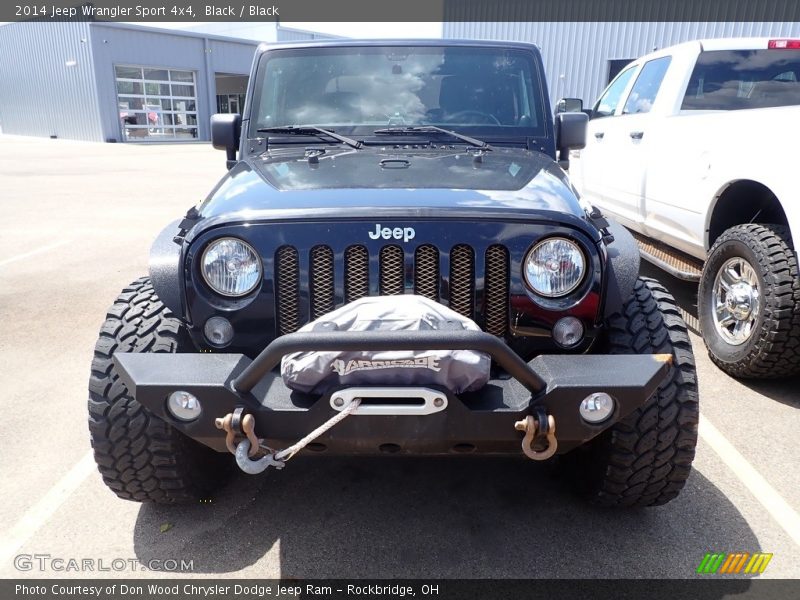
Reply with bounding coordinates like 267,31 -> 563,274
88,40 -> 699,507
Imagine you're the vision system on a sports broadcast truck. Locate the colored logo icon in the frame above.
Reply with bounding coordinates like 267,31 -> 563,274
697,552 -> 773,575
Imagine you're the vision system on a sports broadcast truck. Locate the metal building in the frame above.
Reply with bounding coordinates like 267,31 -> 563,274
0,22 -> 325,142
443,22 -> 800,109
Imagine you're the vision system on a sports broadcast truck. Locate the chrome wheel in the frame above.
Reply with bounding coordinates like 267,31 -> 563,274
711,257 -> 761,346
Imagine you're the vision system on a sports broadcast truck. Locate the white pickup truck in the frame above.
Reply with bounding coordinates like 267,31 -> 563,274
567,37 -> 800,379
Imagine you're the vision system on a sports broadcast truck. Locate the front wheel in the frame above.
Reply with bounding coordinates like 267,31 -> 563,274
698,224 -> 800,378
88,277 -> 230,503
561,277 -> 699,507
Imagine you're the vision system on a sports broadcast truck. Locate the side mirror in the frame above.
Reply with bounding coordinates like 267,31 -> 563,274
555,112 -> 589,169
211,113 -> 241,169
555,97 -> 583,114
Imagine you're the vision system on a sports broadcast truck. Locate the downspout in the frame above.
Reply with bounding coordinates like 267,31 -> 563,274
203,36 -> 215,141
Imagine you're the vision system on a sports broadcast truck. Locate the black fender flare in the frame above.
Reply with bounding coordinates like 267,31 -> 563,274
148,219 -> 185,318
603,220 -> 640,317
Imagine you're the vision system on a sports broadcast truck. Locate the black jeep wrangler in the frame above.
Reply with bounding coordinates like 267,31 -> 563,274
88,40 -> 698,507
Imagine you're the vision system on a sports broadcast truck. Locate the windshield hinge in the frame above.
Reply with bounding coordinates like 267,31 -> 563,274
526,137 -> 545,152
174,206 -> 200,243
586,206 -> 615,244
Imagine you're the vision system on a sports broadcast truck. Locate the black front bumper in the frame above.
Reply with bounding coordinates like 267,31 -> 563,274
113,329 -> 670,456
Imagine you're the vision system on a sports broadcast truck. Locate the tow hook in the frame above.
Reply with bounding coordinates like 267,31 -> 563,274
217,398 -> 361,475
514,407 -> 557,461
234,440 -> 286,474
214,407 -> 260,457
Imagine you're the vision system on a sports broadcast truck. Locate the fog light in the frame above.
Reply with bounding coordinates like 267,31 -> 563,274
204,316 -> 234,347
553,316 -> 584,348
167,391 -> 202,422
579,392 -> 615,424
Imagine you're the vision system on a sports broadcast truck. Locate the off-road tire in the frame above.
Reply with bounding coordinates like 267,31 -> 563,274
698,224 -> 800,378
562,277 -> 699,507
88,277 -> 230,503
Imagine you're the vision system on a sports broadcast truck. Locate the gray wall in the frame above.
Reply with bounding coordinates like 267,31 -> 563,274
276,27 -> 338,42
90,23 -> 257,142
443,22 -> 800,108
0,22 -> 104,140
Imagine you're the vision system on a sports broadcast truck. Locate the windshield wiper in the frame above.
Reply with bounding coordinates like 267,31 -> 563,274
372,125 -> 492,149
256,125 -> 362,149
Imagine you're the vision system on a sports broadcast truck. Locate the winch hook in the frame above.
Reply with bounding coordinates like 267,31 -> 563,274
216,398 -> 362,475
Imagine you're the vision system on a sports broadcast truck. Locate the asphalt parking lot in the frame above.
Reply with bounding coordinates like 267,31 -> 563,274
0,135 -> 798,580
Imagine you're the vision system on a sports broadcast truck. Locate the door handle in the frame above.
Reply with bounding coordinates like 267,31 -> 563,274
594,132 -> 605,139
629,131 -> 644,140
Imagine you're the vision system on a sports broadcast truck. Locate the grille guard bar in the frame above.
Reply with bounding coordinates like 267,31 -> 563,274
232,329 -> 547,394
112,328 -> 672,455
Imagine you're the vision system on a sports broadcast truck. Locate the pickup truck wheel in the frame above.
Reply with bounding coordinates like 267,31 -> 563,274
561,277 -> 699,507
88,277 -> 230,503
698,224 -> 800,378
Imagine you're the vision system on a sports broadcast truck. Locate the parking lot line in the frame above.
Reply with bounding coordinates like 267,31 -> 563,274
0,450 -> 95,566
700,414 -> 800,548
0,240 -> 71,268
2,414 -> 798,571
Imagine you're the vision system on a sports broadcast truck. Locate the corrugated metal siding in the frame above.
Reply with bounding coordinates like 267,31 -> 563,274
276,27 -> 336,41
90,24 -> 258,142
0,22 -> 103,140
208,39 -> 258,73
443,22 -> 800,108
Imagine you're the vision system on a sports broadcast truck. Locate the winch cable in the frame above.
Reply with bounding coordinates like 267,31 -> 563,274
221,398 -> 362,474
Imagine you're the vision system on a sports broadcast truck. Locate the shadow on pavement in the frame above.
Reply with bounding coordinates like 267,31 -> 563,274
736,376 -> 800,409
132,455 -> 759,583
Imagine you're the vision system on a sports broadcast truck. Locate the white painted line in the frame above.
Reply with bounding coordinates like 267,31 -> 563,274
0,451 -> 95,565
700,414 -> 800,548
0,239 -> 71,267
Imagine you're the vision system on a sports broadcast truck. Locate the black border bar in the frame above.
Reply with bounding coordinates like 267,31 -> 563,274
4,578 -> 800,600
4,0 -> 800,23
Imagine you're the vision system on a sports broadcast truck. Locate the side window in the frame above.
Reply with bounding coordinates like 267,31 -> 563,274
682,49 -> 800,111
623,56 -> 672,114
593,66 -> 637,118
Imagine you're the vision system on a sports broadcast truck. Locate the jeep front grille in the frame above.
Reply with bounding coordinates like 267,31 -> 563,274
484,245 -> 510,336
310,245 -> 335,320
275,245 -> 300,335
414,244 -> 439,301
379,245 -> 404,295
344,245 -> 369,303
448,244 -> 475,320
274,243 -> 509,336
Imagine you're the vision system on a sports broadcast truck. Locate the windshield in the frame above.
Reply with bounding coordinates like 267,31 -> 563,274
249,45 -> 547,138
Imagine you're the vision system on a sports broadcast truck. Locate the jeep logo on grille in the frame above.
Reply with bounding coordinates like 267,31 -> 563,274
368,224 -> 416,243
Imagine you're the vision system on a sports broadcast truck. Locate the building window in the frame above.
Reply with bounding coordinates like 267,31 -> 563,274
115,65 -> 199,141
217,94 -> 246,114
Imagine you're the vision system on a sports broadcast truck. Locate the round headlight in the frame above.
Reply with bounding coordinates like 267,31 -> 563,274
524,237 -> 586,297
201,238 -> 262,297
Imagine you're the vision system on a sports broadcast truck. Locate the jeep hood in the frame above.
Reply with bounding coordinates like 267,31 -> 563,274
193,146 -> 590,236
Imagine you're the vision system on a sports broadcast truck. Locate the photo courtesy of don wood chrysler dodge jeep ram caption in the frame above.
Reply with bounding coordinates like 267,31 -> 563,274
566,37 -> 800,379
87,40 -> 699,507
